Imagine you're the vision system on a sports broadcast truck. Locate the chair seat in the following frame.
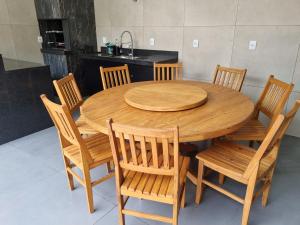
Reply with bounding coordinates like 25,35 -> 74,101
76,115 -> 98,135
64,133 -> 112,169
226,119 -> 267,141
196,141 -> 274,184
120,155 -> 190,204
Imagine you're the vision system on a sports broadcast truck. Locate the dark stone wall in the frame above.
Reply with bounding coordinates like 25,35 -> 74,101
61,0 -> 97,51
35,0 -> 63,19
34,0 -> 97,79
34,0 -> 97,51
42,52 -> 68,79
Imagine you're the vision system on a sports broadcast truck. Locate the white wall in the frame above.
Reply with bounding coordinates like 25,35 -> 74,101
94,0 -> 300,137
0,0 -> 43,63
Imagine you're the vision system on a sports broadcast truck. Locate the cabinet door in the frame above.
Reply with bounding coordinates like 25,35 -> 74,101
128,64 -> 153,82
80,59 -> 119,95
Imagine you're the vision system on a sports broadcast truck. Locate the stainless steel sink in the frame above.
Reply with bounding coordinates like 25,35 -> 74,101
116,55 -> 140,60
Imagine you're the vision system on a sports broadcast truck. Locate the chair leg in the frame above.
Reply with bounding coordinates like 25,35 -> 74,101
249,141 -> 254,148
172,200 -> 179,225
262,167 -> 275,207
117,194 -> 125,225
195,161 -> 204,204
218,174 -> 225,185
106,161 -> 112,173
110,160 -> 114,170
180,183 -> 186,208
242,171 -> 257,225
83,169 -> 94,213
63,156 -> 75,191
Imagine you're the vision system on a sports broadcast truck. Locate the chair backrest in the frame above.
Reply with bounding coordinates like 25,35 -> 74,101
107,119 -> 179,178
243,114 -> 284,179
275,100 -> 300,144
100,64 -> 131,90
244,100 -> 299,179
255,75 -> 294,125
154,63 -> 183,81
40,94 -> 92,163
212,64 -> 247,92
53,73 -> 83,113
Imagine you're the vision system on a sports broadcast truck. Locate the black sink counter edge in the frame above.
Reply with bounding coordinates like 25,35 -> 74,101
0,54 -> 48,72
41,48 -> 72,55
80,48 -> 178,66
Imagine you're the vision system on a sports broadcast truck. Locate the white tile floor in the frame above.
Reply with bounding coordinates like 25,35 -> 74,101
1,127 -> 299,225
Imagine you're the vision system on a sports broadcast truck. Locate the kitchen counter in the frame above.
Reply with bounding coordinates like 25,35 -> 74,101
0,54 -> 54,144
82,48 -> 178,66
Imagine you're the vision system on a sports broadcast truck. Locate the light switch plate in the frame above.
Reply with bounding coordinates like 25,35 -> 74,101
37,36 -> 43,43
149,38 -> 155,46
193,39 -> 199,48
249,41 -> 257,50
102,37 -> 107,44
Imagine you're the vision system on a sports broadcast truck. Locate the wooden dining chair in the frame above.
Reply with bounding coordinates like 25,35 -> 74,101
40,94 -> 115,213
195,99 -> 300,225
226,75 -> 294,143
53,73 -> 97,135
195,115 -> 284,225
100,64 -> 131,90
154,63 -> 183,81
107,119 -> 190,225
212,64 -> 247,91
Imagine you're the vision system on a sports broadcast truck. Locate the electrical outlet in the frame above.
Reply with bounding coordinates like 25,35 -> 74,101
149,38 -> 155,46
249,41 -> 257,50
37,36 -> 43,43
102,37 -> 108,44
193,39 -> 199,48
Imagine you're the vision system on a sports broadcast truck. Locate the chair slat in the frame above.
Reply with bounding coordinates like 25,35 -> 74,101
117,70 -> 122,85
140,136 -> 148,167
129,134 -> 138,165
109,71 -> 114,87
162,138 -> 169,169
150,137 -> 159,168
113,71 -> 119,86
119,132 -> 128,164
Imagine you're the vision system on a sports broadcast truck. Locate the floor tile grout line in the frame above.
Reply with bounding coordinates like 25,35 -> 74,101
92,205 -> 117,225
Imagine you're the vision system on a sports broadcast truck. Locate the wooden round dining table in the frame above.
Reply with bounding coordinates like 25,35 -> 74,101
81,80 -> 254,142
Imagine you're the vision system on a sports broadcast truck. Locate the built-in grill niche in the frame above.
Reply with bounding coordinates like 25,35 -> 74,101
34,0 -> 97,84
38,19 -> 71,50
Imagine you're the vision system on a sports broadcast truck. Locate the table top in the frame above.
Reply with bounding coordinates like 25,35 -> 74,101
124,82 -> 208,112
81,80 -> 255,142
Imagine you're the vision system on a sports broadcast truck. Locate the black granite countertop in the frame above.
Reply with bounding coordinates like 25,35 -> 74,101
2,58 -> 45,71
81,48 -> 178,66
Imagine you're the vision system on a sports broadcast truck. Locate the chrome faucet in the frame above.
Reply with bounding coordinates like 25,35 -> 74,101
120,31 -> 134,59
